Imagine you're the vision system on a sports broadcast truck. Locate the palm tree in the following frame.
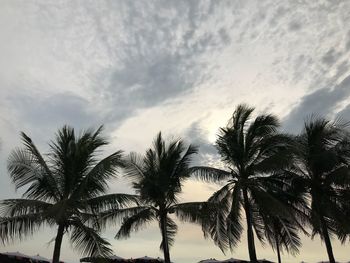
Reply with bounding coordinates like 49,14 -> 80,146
286,118 -> 350,263
261,178 -> 306,263
191,104 -> 295,262
0,126 -> 138,263
99,132 -> 215,263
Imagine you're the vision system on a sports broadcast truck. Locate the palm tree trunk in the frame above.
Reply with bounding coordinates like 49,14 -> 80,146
160,215 -> 171,263
275,231 -> 281,263
320,216 -> 335,263
243,188 -> 258,263
52,224 -> 65,263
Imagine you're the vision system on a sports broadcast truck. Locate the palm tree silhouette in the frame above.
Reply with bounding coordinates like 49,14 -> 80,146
100,132 -> 214,263
262,178 -> 307,263
191,104 -> 294,262
0,126 -> 137,263
286,118 -> 350,263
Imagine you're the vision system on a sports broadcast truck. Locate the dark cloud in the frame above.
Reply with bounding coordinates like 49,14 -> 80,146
82,1 -> 233,127
218,28 -> 231,44
184,121 -> 219,165
322,48 -> 341,66
346,31 -> 350,51
283,75 -> 350,133
0,91 -> 109,198
106,51 -> 199,115
288,20 -> 302,31
268,4 -> 289,27
16,93 -> 92,125
5,92 -> 101,142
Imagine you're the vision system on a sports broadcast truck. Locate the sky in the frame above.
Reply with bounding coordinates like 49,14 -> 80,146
1,0 -> 350,262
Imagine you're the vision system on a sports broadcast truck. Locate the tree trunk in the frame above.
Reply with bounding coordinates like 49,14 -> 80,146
320,216 -> 335,263
275,230 -> 281,263
160,214 -> 171,263
243,188 -> 258,263
52,224 -> 65,263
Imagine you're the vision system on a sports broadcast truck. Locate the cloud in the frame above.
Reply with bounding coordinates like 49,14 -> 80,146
2,1 -> 350,262
9,92 -> 94,126
90,1 -> 234,126
322,48 -> 342,66
283,74 -> 350,133
1,90 -> 103,145
183,120 -> 218,165
337,103 -> 350,120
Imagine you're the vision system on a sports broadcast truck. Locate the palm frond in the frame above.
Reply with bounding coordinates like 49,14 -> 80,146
230,104 -> 255,131
245,114 -> 280,151
49,125 -> 110,198
115,208 -> 156,239
70,220 -> 113,257
324,165 -> 350,186
153,132 -> 165,159
226,184 -> 243,250
208,183 -> 233,203
8,145 -> 60,202
72,151 -> 125,198
171,144 -> 198,179
19,132 -> 59,190
85,194 -> 139,213
250,204 -> 266,245
0,213 -> 46,243
208,184 -> 233,252
7,148 -> 42,189
172,201 -> 215,227
248,134 -> 294,174
265,217 -> 301,255
190,166 -> 232,183
124,152 -> 146,182
159,216 -> 178,251
249,184 -> 293,220
0,199 -> 52,217
98,206 -> 149,229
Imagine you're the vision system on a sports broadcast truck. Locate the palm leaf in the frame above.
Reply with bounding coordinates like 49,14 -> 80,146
0,199 -> 52,217
172,201 -> 212,224
226,184 -> 243,250
115,208 -> 156,239
70,220 -> 113,257
72,150 -> 125,198
124,152 -> 146,182
85,194 -> 139,213
99,206 -> 149,229
171,144 -> 198,179
0,213 -> 47,242
8,148 -> 61,202
190,166 -> 232,183
159,216 -> 178,251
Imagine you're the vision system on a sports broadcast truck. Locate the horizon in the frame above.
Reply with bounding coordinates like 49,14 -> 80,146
1,1 -> 350,263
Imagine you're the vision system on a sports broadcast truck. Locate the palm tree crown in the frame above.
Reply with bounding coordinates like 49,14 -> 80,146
192,104 -> 298,262
287,118 -> 350,263
100,132 -> 215,263
0,126 -> 137,263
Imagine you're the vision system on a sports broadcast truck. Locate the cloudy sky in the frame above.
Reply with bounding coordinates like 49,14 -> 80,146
1,0 -> 350,262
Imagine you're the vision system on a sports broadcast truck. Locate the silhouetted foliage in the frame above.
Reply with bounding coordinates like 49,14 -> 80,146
0,126 -> 137,263
191,104 -> 300,262
285,118 -> 350,263
99,132 -> 216,263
